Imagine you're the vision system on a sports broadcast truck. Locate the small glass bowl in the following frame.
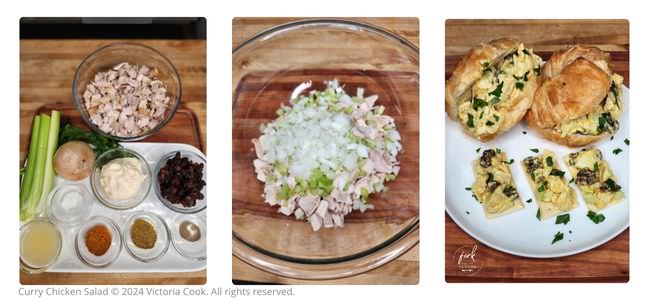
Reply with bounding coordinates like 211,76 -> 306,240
170,214 -> 206,261
90,148 -> 152,210
154,150 -> 207,214
75,215 -> 122,269
20,218 -> 62,274
123,211 -> 170,263
72,43 -> 181,142
47,183 -> 93,226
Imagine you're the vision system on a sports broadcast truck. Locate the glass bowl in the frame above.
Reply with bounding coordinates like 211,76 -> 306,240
170,214 -> 207,261
72,42 -> 181,141
75,215 -> 123,268
154,150 -> 207,214
47,183 -> 93,226
123,211 -> 170,263
20,218 -> 62,274
90,148 -> 152,210
232,19 -> 419,279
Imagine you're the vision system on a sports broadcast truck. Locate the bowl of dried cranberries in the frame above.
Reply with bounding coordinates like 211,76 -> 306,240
154,150 -> 206,214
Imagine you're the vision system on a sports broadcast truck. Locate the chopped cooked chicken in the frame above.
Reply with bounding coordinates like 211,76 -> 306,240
82,62 -> 171,137
253,80 -> 402,231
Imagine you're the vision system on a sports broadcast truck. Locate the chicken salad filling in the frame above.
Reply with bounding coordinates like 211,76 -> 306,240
553,73 -> 624,137
458,44 -> 542,135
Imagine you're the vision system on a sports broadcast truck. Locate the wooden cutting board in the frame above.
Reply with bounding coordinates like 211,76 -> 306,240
232,17 -> 419,285
232,69 -> 419,260
20,39 -> 206,160
445,19 -> 629,282
20,104 -> 206,285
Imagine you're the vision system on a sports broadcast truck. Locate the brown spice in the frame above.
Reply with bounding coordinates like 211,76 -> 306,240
179,221 -> 201,242
85,224 -> 112,256
131,218 -> 157,249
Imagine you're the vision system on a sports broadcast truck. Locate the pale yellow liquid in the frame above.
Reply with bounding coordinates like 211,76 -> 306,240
20,221 -> 61,268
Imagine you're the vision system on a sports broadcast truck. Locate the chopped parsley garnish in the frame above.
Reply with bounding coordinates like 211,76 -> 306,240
534,66 -> 541,76
475,147 -> 481,153
467,113 -> 475,128
555,214 -> 570,225
587,211 -> 606,224
515,81 -> 525,90
486,173 -> 495,183
624,138 -> 630,145
472,97 -> 488,110
550,169 -> 565,177
597,115 -> 606,132
603,178 -> 622,192
471,193 -> 479,202
466,211 -> 471,215
530,148 -> 539,153
486,120 -> 495,126
536,208 -> 541,221
613,148 -> 623,155
493,114 -> 500,121
552,231 -> 564,244
569,178 -> 575,184
465,187 -> 472,191
488,81 -> 504,99
597,112 -> 615,133
482,62 -> 490,68
502,159 -> 514,165
495,148 -> 502,154
526,199 -> 532,203
546,156 -> 553,166
593,162 -> 599,172
522,49 -> 530,55
537,184 -> 546,193
522,131 -> 527,135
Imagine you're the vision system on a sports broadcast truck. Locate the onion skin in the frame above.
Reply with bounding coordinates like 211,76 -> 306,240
53,141 -> 95,181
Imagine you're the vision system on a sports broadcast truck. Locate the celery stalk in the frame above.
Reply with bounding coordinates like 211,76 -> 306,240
19,116 -> 41,213
20,114 -> 50,221
39,110 -> 60,208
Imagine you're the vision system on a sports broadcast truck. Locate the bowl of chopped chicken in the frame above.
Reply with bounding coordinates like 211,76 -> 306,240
72,43 -> 181,141
232,19 -> 419,279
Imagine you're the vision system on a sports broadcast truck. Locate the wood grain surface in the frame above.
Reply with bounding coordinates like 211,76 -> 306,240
445,19 -> 629,283
20,104 -> 205,285
20,38 -> 206,285
232,17 -> 419,51
233,70 -> 418,259
20,39 -> 206,160
232,17 -> 419,284
20,104 -> 206,285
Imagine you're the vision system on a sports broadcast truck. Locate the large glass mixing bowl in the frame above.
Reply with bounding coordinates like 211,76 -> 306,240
232,19 -> 419,280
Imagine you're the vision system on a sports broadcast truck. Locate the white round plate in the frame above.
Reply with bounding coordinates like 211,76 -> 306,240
445,86 -> 629,258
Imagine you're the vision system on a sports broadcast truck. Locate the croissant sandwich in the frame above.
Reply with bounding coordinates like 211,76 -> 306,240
525,45 -> 624,147
446,38 -> 543,141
